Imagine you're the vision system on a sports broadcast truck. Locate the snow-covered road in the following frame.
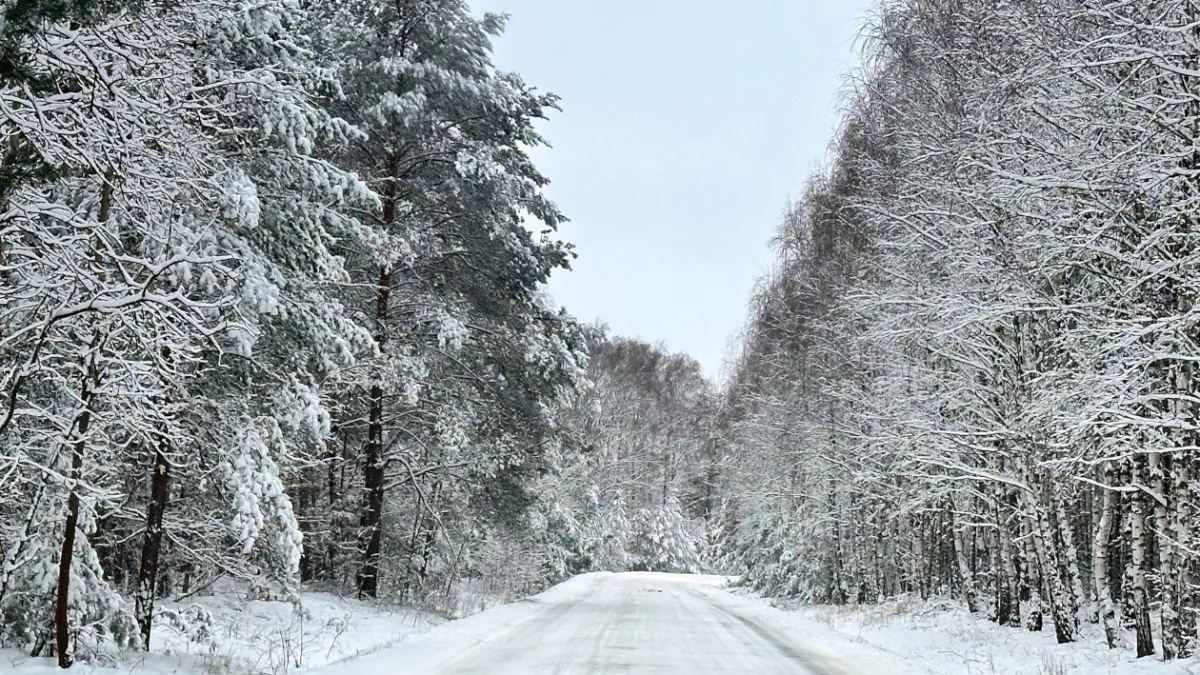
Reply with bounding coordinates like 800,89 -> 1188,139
319,572 -> 914,675
437,572 -> 827,674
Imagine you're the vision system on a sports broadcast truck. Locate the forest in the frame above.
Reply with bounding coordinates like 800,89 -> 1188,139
0,0 -> 716,665
720,0 -> 1200,663
5,0 -> 1200,669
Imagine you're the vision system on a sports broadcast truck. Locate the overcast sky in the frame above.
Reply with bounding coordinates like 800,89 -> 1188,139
473,0 -> 873,379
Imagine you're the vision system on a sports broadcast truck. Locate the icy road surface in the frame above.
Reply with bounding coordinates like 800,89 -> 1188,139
439,572 -> 831,674
318,572 -> 917,675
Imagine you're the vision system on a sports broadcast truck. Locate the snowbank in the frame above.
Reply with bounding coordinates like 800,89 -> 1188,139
1,590 -> 439,675
769,594 -> 1200,675
310,572 -> 617,674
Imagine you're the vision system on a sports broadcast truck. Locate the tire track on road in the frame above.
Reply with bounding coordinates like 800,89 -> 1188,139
684,587 -> 838,675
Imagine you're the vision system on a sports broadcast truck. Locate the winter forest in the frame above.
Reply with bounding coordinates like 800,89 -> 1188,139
8,0 -> 1200,670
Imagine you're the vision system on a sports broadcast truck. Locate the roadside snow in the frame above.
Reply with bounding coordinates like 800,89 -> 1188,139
2,589 -> 439,675
685,581 -> 932,675
7,577 -> 1200,675
767,594 -> 1200,675
311,572 -> 618,674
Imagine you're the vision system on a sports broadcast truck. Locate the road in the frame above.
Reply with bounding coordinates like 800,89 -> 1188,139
435,573 -> 841,674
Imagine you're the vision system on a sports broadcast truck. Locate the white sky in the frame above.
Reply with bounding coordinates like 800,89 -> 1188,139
473,0 -> 873,379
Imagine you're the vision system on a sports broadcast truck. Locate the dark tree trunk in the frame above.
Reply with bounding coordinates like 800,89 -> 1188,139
356,254 -> 392,599
298,459 -> 320,583
55,426 -> 86,669
327,431 -> 343,582
360,263 -> 390,590
56,176 -> 116,667
56,357 -> 98,668
357,376 -> 386,598
135,446 -> 171,649
358,156 -> 398,599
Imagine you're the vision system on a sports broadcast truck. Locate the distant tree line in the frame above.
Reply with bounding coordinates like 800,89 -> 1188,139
538,332 -> 719,579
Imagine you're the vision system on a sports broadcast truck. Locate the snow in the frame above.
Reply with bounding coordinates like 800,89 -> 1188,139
313,574 -> 1200,674
5,575 -> 1199,675
155,590 -> 437,670
312,572 -> 931,674
0,589 -> 439,675
770,596 -> 1200,675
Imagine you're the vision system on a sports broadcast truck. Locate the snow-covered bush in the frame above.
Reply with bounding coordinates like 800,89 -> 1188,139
628,498 -> 701,574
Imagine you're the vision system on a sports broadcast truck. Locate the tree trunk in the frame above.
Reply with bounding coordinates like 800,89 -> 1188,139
831,494 -> 847,605
1014,514 -> 1042,633
327,431 -> 343,583
357,375 -> 386,598
996,497 -> 1021,628
1015,461 -> 1076,643
1129,457 -> 1156,658
357,262 -> 391,599
55,427 -> 86,668
1092,464 -> 1119,649
908,514 -> 923,599
1150,451 -> 1181,660
56,332 -> 100,669
1024,484 -> 1074,643
950,496 -> 977,613
1053,489 -> 1086,630
135,445 -> 171,650
1171,454 -> 1196,657
357,157 -> 397,599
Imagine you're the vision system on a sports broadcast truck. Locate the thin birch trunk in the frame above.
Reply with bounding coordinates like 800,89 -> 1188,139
1023,481 -> 1075,643
997,495 -> 1020,628
950,496 -> 977,613
1092,464 -> 1119,649
1150,451 -> 1180,659
1168,453 -> 1194,657
1053,489 -> 1086,629
1129,456 -> 1156,658
1018,500 -> 1043,632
